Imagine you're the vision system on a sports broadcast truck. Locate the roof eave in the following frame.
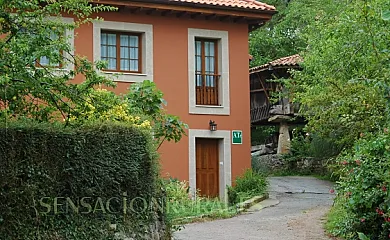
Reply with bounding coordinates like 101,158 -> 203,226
166,2 -> 277,15
250,65 -> 301,74
92,0 -> 275,32
135,0 -> 277,14
98,0 -> 276,20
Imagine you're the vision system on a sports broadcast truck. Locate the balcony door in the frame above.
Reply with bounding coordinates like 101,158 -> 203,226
195,39 -> 219,106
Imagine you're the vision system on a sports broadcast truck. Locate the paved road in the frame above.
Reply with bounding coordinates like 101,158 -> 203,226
174,176 -> 335,240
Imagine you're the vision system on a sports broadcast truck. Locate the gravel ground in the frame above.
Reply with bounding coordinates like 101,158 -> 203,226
174,176 -> 335,240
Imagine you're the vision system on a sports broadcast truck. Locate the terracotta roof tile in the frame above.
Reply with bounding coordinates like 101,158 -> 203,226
170,0 -> 276,11
268,54 -> 302,67
250,54 -> 302,73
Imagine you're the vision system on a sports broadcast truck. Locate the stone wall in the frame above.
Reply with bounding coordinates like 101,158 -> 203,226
252,154 -> 329,175
294,157 -> 328,174
252,154 -> 285,173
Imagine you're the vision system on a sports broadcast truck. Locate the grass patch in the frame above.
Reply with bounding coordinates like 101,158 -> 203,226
325,198 -> 349,239
169,199 -> 237,224
165,169 -> 269,228
164,179 -> 238,226
228,169 -> 268,205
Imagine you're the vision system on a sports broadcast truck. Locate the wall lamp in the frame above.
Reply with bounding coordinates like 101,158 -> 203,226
209,120 -> 217,131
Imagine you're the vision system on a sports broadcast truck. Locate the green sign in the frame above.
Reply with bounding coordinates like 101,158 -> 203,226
232,130 -> 242,144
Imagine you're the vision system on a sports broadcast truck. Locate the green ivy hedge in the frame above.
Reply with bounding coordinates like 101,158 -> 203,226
0,121 -> 166,239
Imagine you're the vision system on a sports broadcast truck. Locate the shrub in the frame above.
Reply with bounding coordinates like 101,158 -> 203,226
227,186 -> 239,206
329,129 -> 390,239
0,121 -> 167,240
228,169 -> 268,205
70,81 -> 188,150
124,80 -> 188,149
281,128 -> 341,176
165,178 -> 191,203
285,128 -> 341,162
251,126 -> 277,146
69,88 -> 151,129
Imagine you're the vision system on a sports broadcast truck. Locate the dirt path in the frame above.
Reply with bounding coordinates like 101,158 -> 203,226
174,176 -> 335,240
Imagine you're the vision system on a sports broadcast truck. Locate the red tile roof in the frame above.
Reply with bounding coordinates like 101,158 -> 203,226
250,54 -> 302,73
269,54 -> 302,67
170,0 -> 276,11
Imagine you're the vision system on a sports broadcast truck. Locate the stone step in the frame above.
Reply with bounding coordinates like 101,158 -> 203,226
246,198 -> 280,212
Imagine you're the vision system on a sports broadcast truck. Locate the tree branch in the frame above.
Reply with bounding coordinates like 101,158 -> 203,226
157,136 -> 166,150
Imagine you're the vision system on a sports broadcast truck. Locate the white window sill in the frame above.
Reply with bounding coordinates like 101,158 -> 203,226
190,105 -> 230,115
99,71 -> 152,83
195,105 -> 225,108
35,67 -> 70,72
102,71 -> 147,77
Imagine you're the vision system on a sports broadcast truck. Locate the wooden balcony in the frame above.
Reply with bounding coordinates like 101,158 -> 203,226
250,104 -> 271,124
196,74 -> 220,106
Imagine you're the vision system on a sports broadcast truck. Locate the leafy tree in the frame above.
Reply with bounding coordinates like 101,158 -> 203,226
250,0 -> 344,66
250,0 -> 297,66
0,0 -> 116,121
290,1 -> 390,237
0,1 -> 188,147
253,1 -> 390,237
293,0 -> 390,149
70,81 -> 188,149
125,80 -> 188,149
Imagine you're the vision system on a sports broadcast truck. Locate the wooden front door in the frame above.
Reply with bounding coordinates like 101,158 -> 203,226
196,138 -> 219,198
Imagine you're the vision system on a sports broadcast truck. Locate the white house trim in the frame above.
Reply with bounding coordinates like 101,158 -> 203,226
188,129 -> 232,202
93,20 -> 153,82
188,28 -> 230,115
61,17 -> 75,71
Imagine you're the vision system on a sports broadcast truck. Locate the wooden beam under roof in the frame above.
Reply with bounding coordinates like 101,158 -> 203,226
161,9 -> 172,16
176,11 -> 187,18
233,16 -> 245,23
205,14 -> 217,20
190,12 -> 201,19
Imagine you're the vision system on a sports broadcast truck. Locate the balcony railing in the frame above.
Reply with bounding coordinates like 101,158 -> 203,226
196,73 -> 220,106
250,104 -> 271,123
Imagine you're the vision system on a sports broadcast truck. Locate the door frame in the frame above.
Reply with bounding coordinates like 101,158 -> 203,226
189,129 -> 231,202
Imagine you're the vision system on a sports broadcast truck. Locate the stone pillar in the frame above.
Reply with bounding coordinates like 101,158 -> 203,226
277,122 -> 290,154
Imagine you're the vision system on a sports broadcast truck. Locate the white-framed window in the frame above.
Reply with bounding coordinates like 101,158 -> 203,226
100,31 -> 141,73
195,38 -> 219,106
34,17 -> 75,71
188,28 -> 230,115
93,20 -> 153,83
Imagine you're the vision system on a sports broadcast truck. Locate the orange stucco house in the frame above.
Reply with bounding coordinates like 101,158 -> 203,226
67,0 -> 276,200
